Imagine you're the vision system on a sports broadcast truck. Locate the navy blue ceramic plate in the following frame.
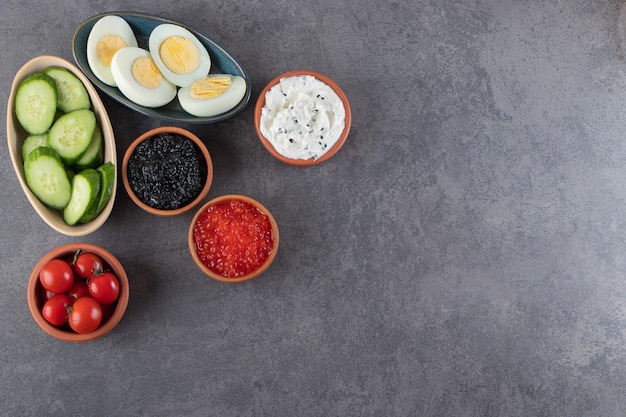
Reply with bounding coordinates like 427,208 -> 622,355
72,12 -> 251,124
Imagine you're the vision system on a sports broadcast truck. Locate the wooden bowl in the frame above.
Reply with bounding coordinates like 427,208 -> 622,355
188,195 -> 279,283
122,126 -> 213,216
254,70 -> 351,166
6,55 -> 117,236
27,242 -> 129,342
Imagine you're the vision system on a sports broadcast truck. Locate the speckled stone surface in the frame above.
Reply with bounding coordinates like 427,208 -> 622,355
3,1 -> 626,415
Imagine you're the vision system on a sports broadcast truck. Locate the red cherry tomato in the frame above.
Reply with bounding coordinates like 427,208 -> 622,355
73,252 -> 104,279
88,272 -> 120,305
68,297 -> 102,334
67,281 -> 90,302
42,294 -> 71,326
39,259 -> 74,293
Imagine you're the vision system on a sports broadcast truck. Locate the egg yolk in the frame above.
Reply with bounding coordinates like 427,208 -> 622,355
131,56 -> 164,89
159,36 -> 200,75
96,34 -> 128,67
190,76 -> 232,99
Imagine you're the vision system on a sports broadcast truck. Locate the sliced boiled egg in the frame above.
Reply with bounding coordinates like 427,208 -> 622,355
148,23 -> 211,87
177,74 -> 247,117
86,15 -> 138,86
110,47 -> 177,108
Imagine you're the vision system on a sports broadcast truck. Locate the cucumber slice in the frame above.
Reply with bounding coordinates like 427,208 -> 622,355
79,161 -> 115,223
24,146 -> 71,209
21,133 -> 48,161
95,162 -> 115,215
47,108 -> 96,165
63,168 -> 100,226
43,66 -> 91,113
15,72 -> 58,135
74,124 -> 103,171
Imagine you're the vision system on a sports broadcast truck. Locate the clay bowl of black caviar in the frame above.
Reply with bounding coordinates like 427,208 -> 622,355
122,126 -> 213,216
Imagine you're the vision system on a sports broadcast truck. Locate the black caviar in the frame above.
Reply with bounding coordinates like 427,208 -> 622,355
127,132 -> 207,210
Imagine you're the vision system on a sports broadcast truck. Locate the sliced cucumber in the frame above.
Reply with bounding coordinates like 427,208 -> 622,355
43,66 -> 91,113
63,168 -> 100,226
79,161 -> 115,223
95,162 -> 115,213
47,108 -> 96,165
15,72 -> 58,135
74,124 -> 103,171
21,133 -> 48,161
24,146 -> 71,209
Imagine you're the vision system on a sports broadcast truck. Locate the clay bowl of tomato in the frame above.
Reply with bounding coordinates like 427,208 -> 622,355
188,194 -> 279,283
27,242 -> 129,342
122,126 -> 213,217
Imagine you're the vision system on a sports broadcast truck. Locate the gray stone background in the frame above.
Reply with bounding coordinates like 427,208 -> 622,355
2,0 -> 626,415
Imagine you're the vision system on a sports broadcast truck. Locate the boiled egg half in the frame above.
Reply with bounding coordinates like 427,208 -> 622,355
148,23 -> 211,87
110,47 -> 177,108
86,15 -> 138,86
178,74 -> 247,117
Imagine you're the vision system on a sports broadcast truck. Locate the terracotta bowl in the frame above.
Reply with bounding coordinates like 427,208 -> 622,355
27,242 -> 129,342
6,55 -> 117,236
122,126 -> 213,216
254,70 -> 352,166
188,194 -> 279,283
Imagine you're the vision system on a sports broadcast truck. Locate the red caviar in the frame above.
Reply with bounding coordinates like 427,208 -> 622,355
192,199 -> 274,278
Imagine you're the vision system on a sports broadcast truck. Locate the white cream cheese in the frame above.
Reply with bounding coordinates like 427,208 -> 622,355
260,75 -> 345,160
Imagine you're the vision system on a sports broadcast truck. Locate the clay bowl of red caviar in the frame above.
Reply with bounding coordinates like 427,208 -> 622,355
188,194 -> 279,283
27,242 -> 129,342
122,126 -> 213,216
254,70 -> 352,166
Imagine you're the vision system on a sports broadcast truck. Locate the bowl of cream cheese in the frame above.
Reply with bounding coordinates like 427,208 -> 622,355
254,70 -> 351,166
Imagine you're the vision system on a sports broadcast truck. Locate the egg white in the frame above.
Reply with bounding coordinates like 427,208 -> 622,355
86,15 -> 138,86
110,47 -> 177,108
148,23 -> 211,88
177,75 -> 246,117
